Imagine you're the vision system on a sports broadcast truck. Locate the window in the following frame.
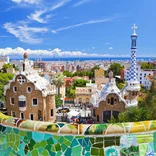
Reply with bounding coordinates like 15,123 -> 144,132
27,87 -> 32,93
132,92 -> 135,96
30,114 -> 34,120
140,81 -> 142,84
11,111 -> 15,117
20,112 -> 24,119
78,98 -> 82,104
32,99 -> 38,106
50,109 -> 53,117
86,98 -> 89,103
93,109 -> 96,117
107,99 -> 110,104
13,86 -> 17,92
110,98 -> 114,105
97,115 -> 99,122
10,98 -> 15,105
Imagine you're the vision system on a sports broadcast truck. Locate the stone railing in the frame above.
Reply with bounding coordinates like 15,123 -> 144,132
0,112 -> 156,155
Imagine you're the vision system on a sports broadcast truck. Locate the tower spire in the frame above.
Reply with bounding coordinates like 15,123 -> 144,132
129,24 -> 138,81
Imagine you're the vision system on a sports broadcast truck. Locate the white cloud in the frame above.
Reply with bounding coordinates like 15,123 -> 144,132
109,47 -> 113,50
73,0 -> 90,7
52,16 -> 118,33
105,42 -> 110,45
28,9 -> 51,24
3,22 -> 48,44
12,0 -> 40,4
28,0 -> 71,23
92,47 -> 95,49
0,47 -> 130,57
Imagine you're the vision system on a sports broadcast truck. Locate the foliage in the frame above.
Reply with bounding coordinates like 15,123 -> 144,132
116,82 -> 125,90
66,79 -> 89,98
1,63 -> 12,73
63,71 -> 74,77
63,66 -> 99,79
141,62 -> 155,70
72,79 -> 89,88
53,73 -> 65,97
55,95 -> 62,107
0,73 -> 14,101
12,64 -> 19,71
108,63 -> 124,76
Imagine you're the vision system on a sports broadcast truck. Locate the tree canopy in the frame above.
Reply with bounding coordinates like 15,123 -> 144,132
66,79 -> 89,98
0,73 -> 14,101
108,63 -> 124,76
63,65 -> 99,79
53,73 -> 65,97
141,62 -> 155,70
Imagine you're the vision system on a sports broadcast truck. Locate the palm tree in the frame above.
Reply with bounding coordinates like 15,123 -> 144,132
52,73 -> 65,97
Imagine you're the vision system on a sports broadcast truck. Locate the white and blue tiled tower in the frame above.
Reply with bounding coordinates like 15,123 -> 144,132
121,24 -> 140,107
129,24 -> 137,81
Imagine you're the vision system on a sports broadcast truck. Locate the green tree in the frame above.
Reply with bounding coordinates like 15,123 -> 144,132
66,79 -> 89,98
73,79 -> 89,88
0,73 -> 14,101
53,73 -> 65,97
108,63 -> 124,76
141,62 -> 155,70
63,71 -> 73,77
55,95 -> 62,107
1,63 -> 12,73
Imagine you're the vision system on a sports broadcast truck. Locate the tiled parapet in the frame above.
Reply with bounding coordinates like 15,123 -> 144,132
1,112 -> 156,135
1,112 -> 156,155
0,124 -> 156,155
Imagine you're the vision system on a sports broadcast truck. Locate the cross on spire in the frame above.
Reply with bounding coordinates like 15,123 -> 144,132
132,24 -> 137,35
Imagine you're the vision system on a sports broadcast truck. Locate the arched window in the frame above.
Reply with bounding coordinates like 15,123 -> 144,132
18,95 -> 26,107
107,99 -> 110,104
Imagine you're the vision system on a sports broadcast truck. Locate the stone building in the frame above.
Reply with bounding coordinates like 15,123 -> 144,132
4,53 -> 56,121
91,71 -> 126,123
90,24 -> 141,123
94,68 -> 106,90
75,87 -> 92,104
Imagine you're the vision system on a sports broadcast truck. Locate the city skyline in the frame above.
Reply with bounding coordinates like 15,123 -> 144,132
0,0 -> 156,57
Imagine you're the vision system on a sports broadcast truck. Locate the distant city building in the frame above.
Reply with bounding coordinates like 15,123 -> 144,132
0,55 -> 9,63
4,53 -> 56,121
125,65 -> 155,89
94,68 -> 106,89
120,68 -> 125,80
75,83 -> 97,105
75,86 -> 93,104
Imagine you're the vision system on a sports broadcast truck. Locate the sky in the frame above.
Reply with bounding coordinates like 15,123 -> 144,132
0,0 -> 156,58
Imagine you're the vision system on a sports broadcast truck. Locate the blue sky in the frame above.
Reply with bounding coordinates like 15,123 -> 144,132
0,0 -> 156,57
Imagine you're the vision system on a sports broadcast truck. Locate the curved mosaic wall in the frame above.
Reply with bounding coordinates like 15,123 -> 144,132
0,112 -> 156,155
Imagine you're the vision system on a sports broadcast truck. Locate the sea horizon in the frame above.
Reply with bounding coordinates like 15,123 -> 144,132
10,56 -> 156,62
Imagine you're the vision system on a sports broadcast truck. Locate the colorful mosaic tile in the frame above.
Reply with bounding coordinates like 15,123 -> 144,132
1,112 -> 156,155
